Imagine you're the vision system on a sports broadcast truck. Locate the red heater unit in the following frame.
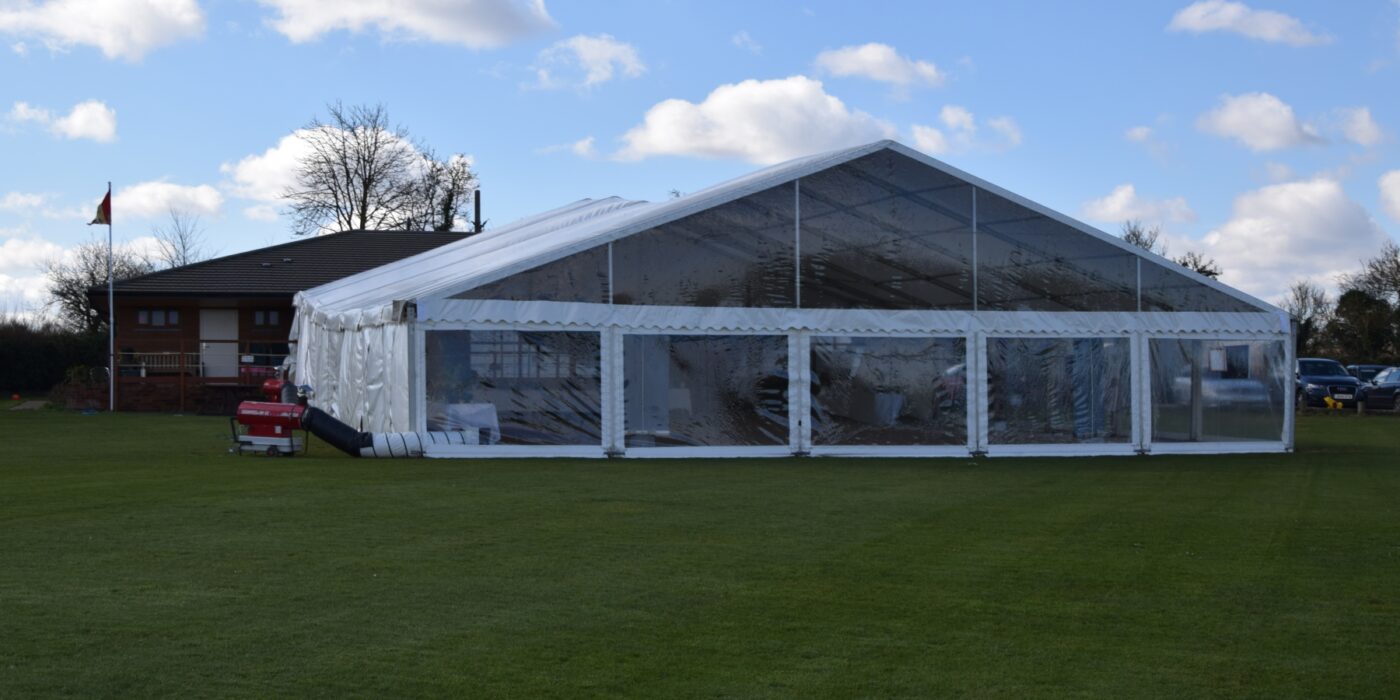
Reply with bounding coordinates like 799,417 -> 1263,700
229,377 -> 306,456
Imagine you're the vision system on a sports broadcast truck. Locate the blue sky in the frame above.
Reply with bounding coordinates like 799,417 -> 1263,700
3,0 -> 1399,314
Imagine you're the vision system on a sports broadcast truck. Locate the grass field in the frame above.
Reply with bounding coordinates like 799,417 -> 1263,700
1,408 -> 1397,698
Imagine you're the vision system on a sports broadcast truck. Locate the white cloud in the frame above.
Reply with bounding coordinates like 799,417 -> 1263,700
114,181 -> 223,219
122,234 -> 166,262
0,235 -> 64,274
243,204 -> 280,222
1380,170 -> 1400,222
1082,184 -> 1196,225
1168,0 -> 1330,47
731,30 -> 760,54
1337,107 -> 1385,147
911,105 -> 1021,155
221,131 -> 314,207
911,124 -> 948,155
1124,123 -> 1176,160
50,100 -> 117,142
0,272 -> 51,312
987,116 -> 1022,148
536,136 -> 597,158
9,99 -> 117,142
8,101 -> 49,123
616,76 -> 896,165
0,235 -> 65,312
0,0 -> 204,61
570,136 -> 596,157
0,192 -> 45,211
815,43 -> 944,88
533,34 -> 644,89
940,105 -> 974,133
259,0 -> 554,49
1199,178 -> 1391,298
1196,92 -> 1319,151
0,192 -> 85,221
1263,161 -> 1295,182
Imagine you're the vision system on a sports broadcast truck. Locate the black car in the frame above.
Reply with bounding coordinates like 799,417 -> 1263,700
1358,366 -> 1400,412
1296,358 -> 1362,408
1347,364 -> 1391,383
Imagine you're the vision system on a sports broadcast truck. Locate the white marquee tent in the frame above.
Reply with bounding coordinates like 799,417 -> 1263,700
293,140 -> 1294,458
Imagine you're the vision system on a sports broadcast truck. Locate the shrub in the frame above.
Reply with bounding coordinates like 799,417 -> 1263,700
0,315 -> 105,394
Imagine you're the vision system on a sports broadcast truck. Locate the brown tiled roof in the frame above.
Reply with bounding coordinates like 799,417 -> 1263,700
91,230 -> 466,298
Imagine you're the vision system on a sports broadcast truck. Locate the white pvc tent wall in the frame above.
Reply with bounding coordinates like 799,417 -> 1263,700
293,140 -> 1293,458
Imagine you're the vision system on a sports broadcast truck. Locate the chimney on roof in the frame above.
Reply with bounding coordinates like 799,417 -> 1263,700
472,189 -> 482,235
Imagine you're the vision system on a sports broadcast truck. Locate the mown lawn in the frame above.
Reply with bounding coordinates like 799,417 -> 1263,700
1,409 -> 1397,698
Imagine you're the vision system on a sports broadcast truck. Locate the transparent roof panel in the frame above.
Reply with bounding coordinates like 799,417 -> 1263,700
444,145 -> 1263,314
1139,259 -> 1261,312
612,184 -> 796,307
799,150 -> 974,309
976,191 -> 1138,311
452,245 -> 609,303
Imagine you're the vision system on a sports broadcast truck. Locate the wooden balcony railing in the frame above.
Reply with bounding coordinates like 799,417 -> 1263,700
112,337 -> 292,412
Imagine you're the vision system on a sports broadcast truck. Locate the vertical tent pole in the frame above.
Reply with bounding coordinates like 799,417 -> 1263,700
794,180 -> 801,309
971,187 -> 978,311
1190,340 -> 1204,441
107,181 -> 114,412
1282,314 -> 1296,449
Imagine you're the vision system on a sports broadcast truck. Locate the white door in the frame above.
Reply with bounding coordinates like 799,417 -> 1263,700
200,309 -> 239,378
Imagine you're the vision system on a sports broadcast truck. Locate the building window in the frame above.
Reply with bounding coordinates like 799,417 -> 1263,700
136,309 -> 179,327
253,310 -> 281,327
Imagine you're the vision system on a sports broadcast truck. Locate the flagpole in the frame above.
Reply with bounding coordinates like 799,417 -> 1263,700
107,181 -> 114,413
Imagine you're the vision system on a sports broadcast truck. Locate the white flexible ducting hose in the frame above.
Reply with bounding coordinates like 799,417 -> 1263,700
358,430 -> 477,458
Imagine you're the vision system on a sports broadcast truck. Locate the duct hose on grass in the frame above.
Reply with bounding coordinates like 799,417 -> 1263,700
300,406 -> 476,458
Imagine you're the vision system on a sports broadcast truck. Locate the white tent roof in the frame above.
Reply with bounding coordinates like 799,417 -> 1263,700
296,140 -> 1278,326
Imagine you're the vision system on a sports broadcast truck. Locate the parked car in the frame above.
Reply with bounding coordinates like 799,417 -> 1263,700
1346,364 -> 1391,383
1358,366 -> 1400,412
1172,376 -> 1272,407
1296,358 -> 1362,408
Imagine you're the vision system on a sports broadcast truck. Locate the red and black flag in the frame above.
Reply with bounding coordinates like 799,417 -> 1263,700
89,189 -> 111,225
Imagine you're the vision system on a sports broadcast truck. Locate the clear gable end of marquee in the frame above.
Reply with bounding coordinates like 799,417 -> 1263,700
293,141 -> 1294,458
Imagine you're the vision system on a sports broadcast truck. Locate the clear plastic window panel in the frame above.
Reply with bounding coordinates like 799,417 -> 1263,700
425,330 -> 602,445
810,336 -> 967,445
624,334 -> 788,447
987,337 -> 1132,444
799,150 -> 974,309
451,246 -> 609,303
976,191 -> 1138,311
1150,338 -> 1286,443
611,185 -> 796,307
1138,259 -> 1261,312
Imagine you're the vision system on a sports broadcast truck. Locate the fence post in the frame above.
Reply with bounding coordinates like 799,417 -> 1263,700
179,337 -> 186,413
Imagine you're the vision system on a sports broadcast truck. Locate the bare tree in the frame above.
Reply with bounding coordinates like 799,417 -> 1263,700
284,102 -> 478,235
1283,280 -> 1330,322
1282,280 -> 1331,357
1120,220 -> 1164,255
1339,240 -> 1400,304
44,241 -> 155,334
1174,250 -> 1222,279
285,103 -> 423,235
404,152 -> 477,232
1121,220 -> 1221,279
152,208 -> 214,268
